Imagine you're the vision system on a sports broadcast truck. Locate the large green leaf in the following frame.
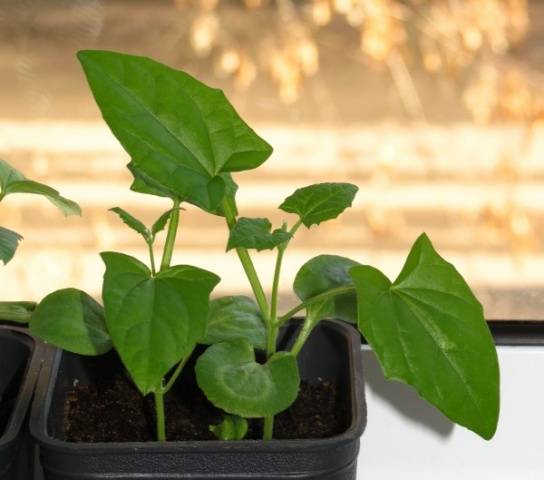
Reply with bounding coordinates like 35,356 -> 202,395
0,226 -> 22,265
196,339 -> 300,418
101,252 -> 220,394
202,296 -> 266,349
227,217 -> 291,252
350,233 -> 500,439
294,254 -> 360,324
77,50 -> 271,213
0,160 -> 81,216
29,289 -> 111,355
279,182 -> 358,227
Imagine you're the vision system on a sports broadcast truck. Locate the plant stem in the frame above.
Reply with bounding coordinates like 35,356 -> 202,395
290,315 -> 316,356
147,241 -> 157,276
267,220 -> 302,357
277,285 -> 356,326
221,198 -> 270,322
154,391 -> 166,441
162,348 -> 193,394
160,199 -> 181,271
263,415 -> 274,440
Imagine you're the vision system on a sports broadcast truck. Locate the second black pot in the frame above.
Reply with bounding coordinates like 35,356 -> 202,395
0,327 -> 42,480
31,320 -> 366,480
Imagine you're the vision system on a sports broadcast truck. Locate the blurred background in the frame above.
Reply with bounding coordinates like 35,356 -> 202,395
1,0 -> 543,319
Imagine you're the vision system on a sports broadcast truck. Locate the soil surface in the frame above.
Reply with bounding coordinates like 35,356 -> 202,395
63,372 -> 349,442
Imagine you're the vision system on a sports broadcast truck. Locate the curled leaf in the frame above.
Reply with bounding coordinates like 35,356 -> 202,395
0,227 -> 22,265
294,254 -> 360,324
209,414 -> 248,441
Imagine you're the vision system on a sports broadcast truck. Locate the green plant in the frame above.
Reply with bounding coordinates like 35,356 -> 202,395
23,50 -> 499,443
28,206 -> 220,441
0,159 -> 80,321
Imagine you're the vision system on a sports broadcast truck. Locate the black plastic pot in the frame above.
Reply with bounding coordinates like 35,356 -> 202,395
31,320 -> 366,480
0,327 -> 42,480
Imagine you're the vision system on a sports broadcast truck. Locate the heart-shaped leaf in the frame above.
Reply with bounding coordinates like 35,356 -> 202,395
350,233 -> 500,439
196,339 -> 300,418
77,50 -> 271,214
294,254 -> 360,324
279,182 -> 358,227
202,296 -> 266,349
1,160 -> 81,216
0,226 -> 22,265
227,217 -> 291,251
101,252 -> 220,394
29,288 -> 111,355
209,414 -> 248,441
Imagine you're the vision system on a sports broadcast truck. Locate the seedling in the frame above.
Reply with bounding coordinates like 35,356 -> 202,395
0,159 -> 80,321
28,205 -> 220,441
27,50 -> 499,443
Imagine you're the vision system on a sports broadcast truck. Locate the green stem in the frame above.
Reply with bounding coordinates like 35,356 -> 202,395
147,241 -> 157,276
0,192 -> 5,203
221,198 -> 270,322
290,315 -> 316,356
162,348 -> 193,394
278,285 -> 356,326
154,392 -> 166,441
160,199 -> 181,271
263,415 -> 274,440
267,220 -> 302,357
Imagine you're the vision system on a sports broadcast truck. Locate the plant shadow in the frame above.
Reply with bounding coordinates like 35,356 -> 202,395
361,349 -> 455,438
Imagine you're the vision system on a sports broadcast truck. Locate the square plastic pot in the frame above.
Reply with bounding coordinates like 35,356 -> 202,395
30,320 -> 366,480
0,327 -> 43,480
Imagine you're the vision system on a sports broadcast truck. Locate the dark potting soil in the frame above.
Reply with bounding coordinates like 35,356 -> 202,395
63,373 -> 350,442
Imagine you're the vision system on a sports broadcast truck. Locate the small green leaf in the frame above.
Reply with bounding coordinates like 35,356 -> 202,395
227,217 -> 291,252
279,182 -> 358,228
196,339 -> 300,418
29,289 -> 111,355
0,159 -> 81,216
101,252 -> 220,394
77,50 -> 271,214
350,233 -> 500,439
151,209 -> 175,237
0,226 -> 22,265
209,414 -> 248,441
109,207 -> 150,240
202,296 -> 266,349
294,255 -> 360,324
0,159 -> 25,191
0,301 -> 36,323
